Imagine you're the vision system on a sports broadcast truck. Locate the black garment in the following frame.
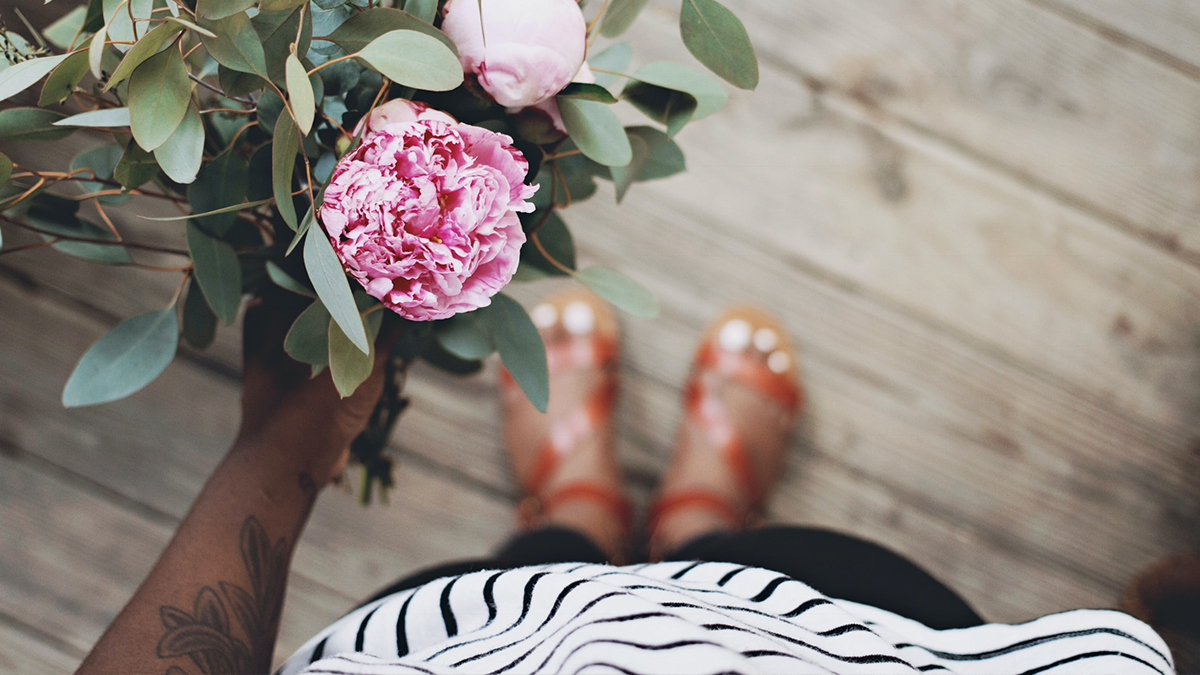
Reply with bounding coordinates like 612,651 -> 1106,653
364,525 -> 983,630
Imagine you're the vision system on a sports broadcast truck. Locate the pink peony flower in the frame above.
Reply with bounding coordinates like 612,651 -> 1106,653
525,63 -> 597,135
441,0 -> 587,108
320,101 -> 538,321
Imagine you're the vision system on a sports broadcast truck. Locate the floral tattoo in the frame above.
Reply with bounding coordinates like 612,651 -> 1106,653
156,516 -> 289,674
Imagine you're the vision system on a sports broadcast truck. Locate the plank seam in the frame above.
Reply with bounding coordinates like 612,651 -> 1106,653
0,606 -> 88,660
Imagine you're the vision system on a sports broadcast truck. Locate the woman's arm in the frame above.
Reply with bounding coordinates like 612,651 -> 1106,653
76,298 -> 388,675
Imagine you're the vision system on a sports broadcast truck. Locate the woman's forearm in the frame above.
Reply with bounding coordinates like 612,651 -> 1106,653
76,438 -> 322,675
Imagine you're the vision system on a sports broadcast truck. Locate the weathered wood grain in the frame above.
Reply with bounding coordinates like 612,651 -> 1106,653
0,621 -> 82,675
1043,0 -> 1200,76
718,0 -> 1200,266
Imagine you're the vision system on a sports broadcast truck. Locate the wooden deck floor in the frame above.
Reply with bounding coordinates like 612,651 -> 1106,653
3,0 -> 1199,671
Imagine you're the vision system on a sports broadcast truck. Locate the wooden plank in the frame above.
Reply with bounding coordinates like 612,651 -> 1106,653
0,620 -> 84,675
715,0 -> 1200,265
1043,0 -> 1200,76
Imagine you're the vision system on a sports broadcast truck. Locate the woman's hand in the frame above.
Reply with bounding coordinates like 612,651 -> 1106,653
236,291 -> 389,487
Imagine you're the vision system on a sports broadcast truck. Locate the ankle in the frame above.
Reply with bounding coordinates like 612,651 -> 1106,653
545,501 -> 627,564
648,511 -> 733,561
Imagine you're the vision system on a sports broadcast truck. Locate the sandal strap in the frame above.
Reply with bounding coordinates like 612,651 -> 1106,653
524,378 -> 618,495
684,379 -> 762,509
518,481 -> 633,532
645,490 -> 762,543
694,342 -> 802,412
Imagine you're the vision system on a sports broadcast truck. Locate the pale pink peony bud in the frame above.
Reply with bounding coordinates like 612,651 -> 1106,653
441,0 -> 587,108
353,98 -> 456,138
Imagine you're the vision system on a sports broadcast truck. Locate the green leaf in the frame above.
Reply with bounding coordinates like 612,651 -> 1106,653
71,144 -> 127,205
260,0 -> 307,11
405,0 -> 439,22
254,5 -> 312,84
273,115 -> 300,230
0,153 -> 11,187
436,307 -> 495,360
628,61 -> 727,119
266,260 -> 316,298
679,0 -> 758,90
218,65 -> 266,97
421,341 -> 483,376
128,47 -> 191,151
610,132 -> 647,203
197,0 -> 256,21
62,306 -> 179,407
140,198 -> 272,222
356,30 -> 463,92
325,7 -> 456,54
304,228 -> 370,354
328,315 -> 374,397
88,25 -> 107,80
103,0 -> 154,53
0,108 -> 72,142
285,52 -> 315,135
166,17 -> 217,38
44,6 -> 89,50
610,126 -> 685,193
186,221 -> 243,324
114,140 -> 160,189
182,276 -> 218,349
285,300 -> 331,365
187,149 -> 248,235
574,267 -> 659,318
105,21 -> 186,90
256,86 -> 285,135
600,0 -> 649,37
0,54 -> 69,104
39,51 -> 89,106
27,206 -> 133,264
154,102 -> 204,184
491,294 -> 548,413
556,97 -> 632,167
520,210 -> 575,276
285,207 -> 313,256
622,81 -> 696,138
559,82 -> 618,104
588,42 -> 631,88
54,107 -> 132,128
199,12 -> 268,77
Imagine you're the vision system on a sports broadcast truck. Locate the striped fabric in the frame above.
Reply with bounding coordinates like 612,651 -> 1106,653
277,561 -> 1174,675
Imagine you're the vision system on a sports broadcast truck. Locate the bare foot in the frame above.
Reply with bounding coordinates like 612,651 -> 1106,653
501,290 -> 629,563
648,308 -> 801,560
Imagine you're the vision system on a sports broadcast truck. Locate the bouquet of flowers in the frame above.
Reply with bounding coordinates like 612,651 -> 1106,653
0,0 -> 758,500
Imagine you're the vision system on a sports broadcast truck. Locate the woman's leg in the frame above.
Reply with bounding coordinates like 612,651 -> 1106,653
667,526 -> 984,630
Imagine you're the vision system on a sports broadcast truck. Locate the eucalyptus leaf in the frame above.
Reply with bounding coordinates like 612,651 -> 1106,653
105,21 -> 185,90
39,51 -> 89,106
254,5 -> 312,84
520,210 -> 575,276
559,82 -> 618,104
0,153 -> 11,187
154,102 -> 204,184
304,227 -> 370,354
128,47 -> 191,150
261,0 -> 308,10
574,266 -> 659,318
266,260 -> 316,298
556,97 -> 632,167
588,42 -> 631,88
182,276 -> 218,349
621,126 -> 685,182
70,144 -> 127,205
27,208 -> 133,264
421,341 -> 483,376
196,0 -> 256,21
62,306 -> 179,407
621,81 -> 696,137
0,108 -> 71,141
679,0 -> 759,90
0,54 -> 68,104
114,141 -> 159,189
187,149 -> 248,235
285,208 -> 313,256
325,7 -> 456,54
600,0 -> 649,38
199,12 -> 268,77
285,52 -> 315,135
256,86 -> 285,135
285,300 -> 331,366
272,116 -> 300,230
405,0 -> 439,23
167,17 -> 217,38
356,30 -> 463,92
141,198 -> 272,222
436,307 -> 495,360
328,315 -> 373,397
54,107 -> 132,128
44,6 -> 89,50
628,61 -> 727,119
88,25 -> 107,80
218,66 -> 266,97
491,294 -> 548,413
103,0 -> 154,53
186,221 -> 243,325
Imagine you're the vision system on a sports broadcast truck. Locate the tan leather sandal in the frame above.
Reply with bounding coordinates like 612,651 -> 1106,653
646,305 -> 803,552
498,289 -> 633,543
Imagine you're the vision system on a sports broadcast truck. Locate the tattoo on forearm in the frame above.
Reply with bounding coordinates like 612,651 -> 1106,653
156,516 -> 289,674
